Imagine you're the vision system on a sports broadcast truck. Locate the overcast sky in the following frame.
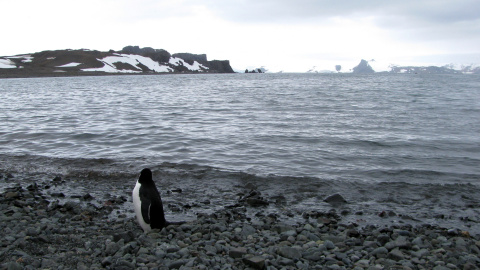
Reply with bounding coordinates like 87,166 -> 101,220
1,0 -> 479,72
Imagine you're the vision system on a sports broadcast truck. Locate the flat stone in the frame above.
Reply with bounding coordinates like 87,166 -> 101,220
278,246 -> 302,260
432,266 -> 450,270
241,224 -> 256,237
168,259 -> 188,269
371,247 -> 388,258
385,236 -> 411,250
281,230 -> 297,237
243,256 -> 266,269
412,248 -> 430,258
229,247 -> 247,258
41,258 -> 56,268
114,259 -> 135,269
388,248 -> 405,261
137,247 -> 149,255
317,217 -> 333,225
273,224 -> 296,233
4,262 -> 22,270
204,245 -> 217,256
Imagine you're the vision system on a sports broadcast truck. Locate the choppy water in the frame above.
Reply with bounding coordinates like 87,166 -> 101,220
1,73 -> 480,232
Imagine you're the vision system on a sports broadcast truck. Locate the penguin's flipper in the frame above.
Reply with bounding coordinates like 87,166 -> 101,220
140,193 -> 152,225
149,200 -> 167,229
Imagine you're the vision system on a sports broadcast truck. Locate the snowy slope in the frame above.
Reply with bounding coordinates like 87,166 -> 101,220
82,53 -> 208,73
82,54 -> 173,73
169,57 -> 208,71
0,59 -> 16,68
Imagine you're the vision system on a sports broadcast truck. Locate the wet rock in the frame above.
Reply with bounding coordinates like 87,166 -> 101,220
246,198 -> 269,207
324,194 -> 347,205
244,183 -> 257,190
318,217 -> 334,225
51,192 -> 65,198
346,229 -> 360,237
26,183 -> 39,191
82,193 -> 93,200
4,192 -> 20,199
62,201 -> 81,214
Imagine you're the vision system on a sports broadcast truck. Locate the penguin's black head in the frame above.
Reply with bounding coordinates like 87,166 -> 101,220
139,168 -> 153,184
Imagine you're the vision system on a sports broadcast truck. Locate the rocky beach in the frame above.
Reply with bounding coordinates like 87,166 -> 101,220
1,170 -> 479,270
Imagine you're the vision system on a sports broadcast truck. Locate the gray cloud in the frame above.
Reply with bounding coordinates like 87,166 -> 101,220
194,0 -> 480,52
199,0 -> 480,25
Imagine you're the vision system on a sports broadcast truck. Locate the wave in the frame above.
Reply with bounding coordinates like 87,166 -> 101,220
2,153 -> 478,191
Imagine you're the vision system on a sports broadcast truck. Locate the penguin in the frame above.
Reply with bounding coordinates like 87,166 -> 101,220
132,168 -> 168,232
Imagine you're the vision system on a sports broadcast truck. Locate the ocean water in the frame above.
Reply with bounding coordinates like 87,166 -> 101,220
1,73 -> 480,231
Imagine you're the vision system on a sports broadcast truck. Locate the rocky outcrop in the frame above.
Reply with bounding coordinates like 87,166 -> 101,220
172,53 -> 208,66
0,46 -> 235,78
352,59 -> 375,73
208,60 -> 235,73
120,46 -> 171,63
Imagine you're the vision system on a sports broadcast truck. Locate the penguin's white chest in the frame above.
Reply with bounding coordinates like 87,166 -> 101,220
132,181 -> 151,233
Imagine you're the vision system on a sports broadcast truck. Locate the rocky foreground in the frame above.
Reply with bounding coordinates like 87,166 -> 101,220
1,174 -> 480,270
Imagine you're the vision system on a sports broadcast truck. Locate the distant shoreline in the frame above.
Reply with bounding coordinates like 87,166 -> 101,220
0,70 -> 235,79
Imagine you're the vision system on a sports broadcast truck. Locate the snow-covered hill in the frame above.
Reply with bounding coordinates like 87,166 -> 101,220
0,46 -> 234,78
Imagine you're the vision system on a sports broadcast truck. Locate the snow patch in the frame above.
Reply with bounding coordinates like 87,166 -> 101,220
57,62 -> 82,68
0,58 -> 16,69
169,57 -> 208,71
4,55 -> 34,64
82,53 -> 173,73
